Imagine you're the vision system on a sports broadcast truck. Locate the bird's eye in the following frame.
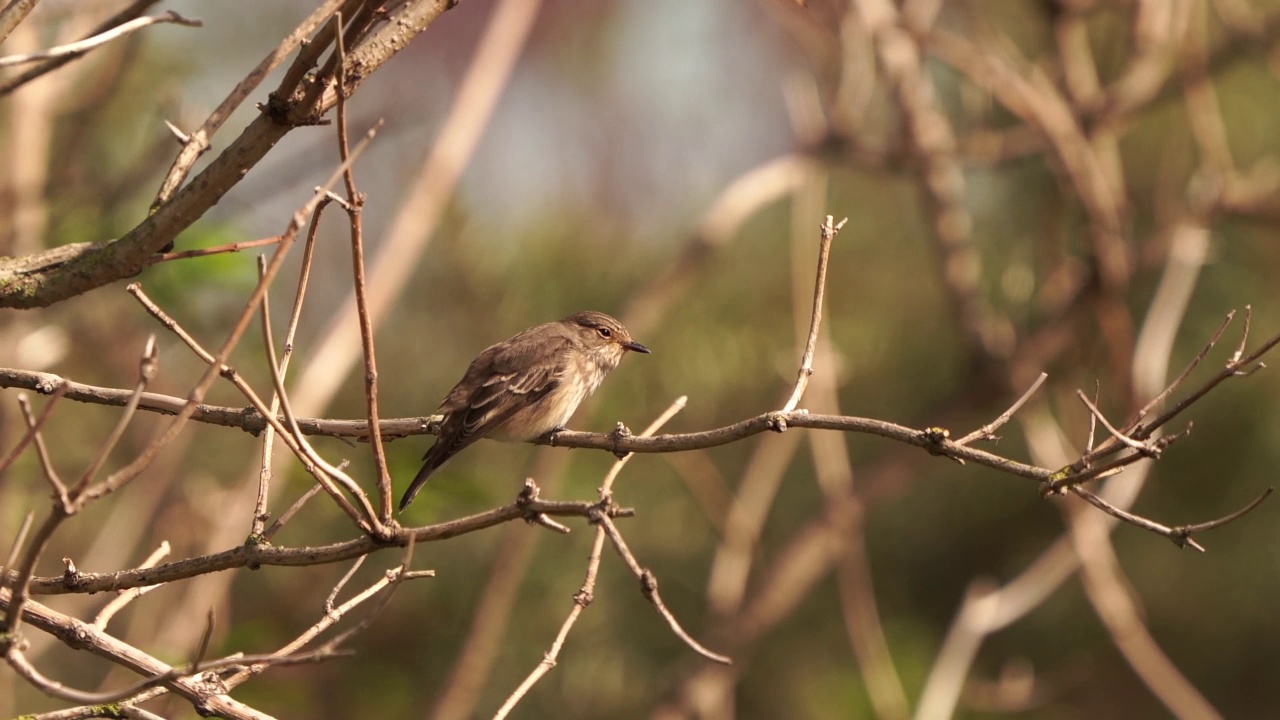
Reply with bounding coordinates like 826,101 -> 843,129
597,327 -> 612,339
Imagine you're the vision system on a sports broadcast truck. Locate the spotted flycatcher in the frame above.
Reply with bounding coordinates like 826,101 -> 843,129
399,311 -> 650,511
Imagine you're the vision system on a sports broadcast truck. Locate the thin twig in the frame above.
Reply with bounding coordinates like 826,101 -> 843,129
2,511 -> 35,586
1069,487 -> 1206,552
147,236 -> 282,265
254,256 -> 281,537
252,201 -> 329,537
3,510 -> 66,636
780,215 -> 846,414
0,382 -> 67,476
263,483 -> 325,542
492,525 -> 606,720
192,609 -> 215,667
1230,305 -> 1252,365
600,397 -> 688,497
956,372 -> 1048,445
598,515 -> 731,665
220,544 -> 432,691
93,541 -> 172,630
150,0 -> 346,206
93,123 -> 384,518
1076,389 -> 1158,457
15,395 -> 65,501
333,12 -> 393,522
0,12 -> 202,68
1132,321 -> 1280,437
495,397 -> 689,717
256,283 -> 380,531
163,118 -> 190,144
1130,310 -> 1235,425
1086,381 -> 1100,453
1170,486 -> 1273,542
72,335 -> 158,498
129,284 -> 376,530
325,556 -> 367,613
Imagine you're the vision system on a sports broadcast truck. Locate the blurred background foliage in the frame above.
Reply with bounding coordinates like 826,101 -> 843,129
2,0 -> 1280,718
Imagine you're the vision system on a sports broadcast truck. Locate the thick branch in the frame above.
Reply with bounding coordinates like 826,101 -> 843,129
0,0 -> 459,309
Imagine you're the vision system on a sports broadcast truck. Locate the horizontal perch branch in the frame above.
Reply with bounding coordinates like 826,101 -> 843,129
0,367 -> 1047,478
6,496 -> 627,596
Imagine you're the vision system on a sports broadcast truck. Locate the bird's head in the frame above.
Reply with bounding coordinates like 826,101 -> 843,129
564,311 -> 650,367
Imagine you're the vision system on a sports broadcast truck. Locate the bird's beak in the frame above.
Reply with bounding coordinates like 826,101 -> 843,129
624,340 -> 650,354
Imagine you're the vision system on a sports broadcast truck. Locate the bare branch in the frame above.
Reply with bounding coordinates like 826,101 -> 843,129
0,11 -> 201,68
263,483 -> 325,543
332,13 -> 393,521
147,236 -> 282,265
2,511 -> 34,587
0,0 -> 454,308
0,381 -> 67,476
18,496 -> 619,596
1170,487 -> 1274,543
150,0 -> 346,206
1,1 -> 163,95
15,394 -> 65,500
72,335 -> 158,499
1076,389 -> 1159,458
1131,310 -> 1235,426
253,199 -> 329,538
492,520 -> 606,720
495,397 -> 689,717
93,541 -> 171,630
598,515 -> 731,665
0,0 -> 41,45
956,372 -> 1048,446
325,556 -> 367,614
780,215 -> 846,414
1069,487 -> 1206,552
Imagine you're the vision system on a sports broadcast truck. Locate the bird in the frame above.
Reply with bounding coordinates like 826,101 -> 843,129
399,311 -> 650,511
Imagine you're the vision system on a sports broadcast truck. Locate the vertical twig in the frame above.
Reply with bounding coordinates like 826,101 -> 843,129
71,335 -> 157,498
251,200 -> 328,537
493,397 -> 688,718
15,394 -> 65,501
333,12 -> 393,523
780,215 -> 846,413
0,383 -> 67,476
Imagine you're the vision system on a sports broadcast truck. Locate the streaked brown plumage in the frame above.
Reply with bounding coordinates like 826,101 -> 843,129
399,311 -> 649,511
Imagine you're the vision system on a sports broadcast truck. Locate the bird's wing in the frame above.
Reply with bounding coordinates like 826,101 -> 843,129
400,328 -> 572,511
424,332 -> 569,466
457,358 -> 562,443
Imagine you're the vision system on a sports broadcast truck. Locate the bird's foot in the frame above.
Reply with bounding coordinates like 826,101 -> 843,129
547,425 -> 568,446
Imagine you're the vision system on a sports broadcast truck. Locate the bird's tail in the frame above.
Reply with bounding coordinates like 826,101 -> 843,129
398,444 -> 448,512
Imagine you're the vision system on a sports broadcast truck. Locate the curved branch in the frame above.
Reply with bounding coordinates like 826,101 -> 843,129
11,498 -> 622,596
